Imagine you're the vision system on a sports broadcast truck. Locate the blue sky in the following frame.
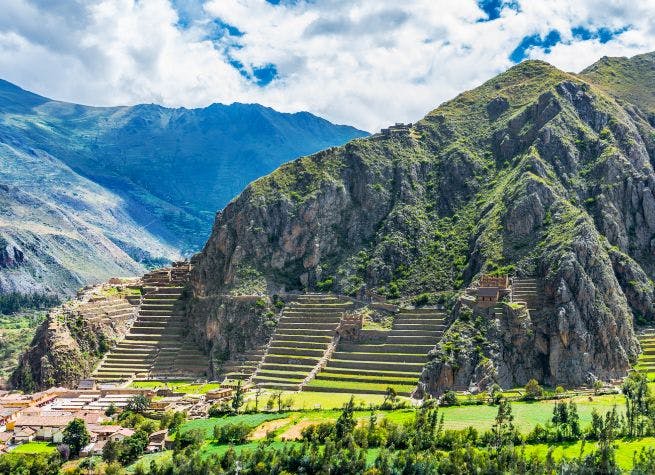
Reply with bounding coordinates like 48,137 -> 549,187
0,0 -> 654,131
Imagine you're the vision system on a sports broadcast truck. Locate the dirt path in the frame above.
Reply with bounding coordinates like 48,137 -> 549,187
280,420 -> 322,441
249,418 -> 291,440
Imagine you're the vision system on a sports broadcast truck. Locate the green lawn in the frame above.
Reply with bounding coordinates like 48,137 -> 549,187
10,442 -> 57,454
524,437 -> 655,471
253,390 -> 390,410
433,394 -> 625,432
129,381 -> 222,394
198,441 -> 299,459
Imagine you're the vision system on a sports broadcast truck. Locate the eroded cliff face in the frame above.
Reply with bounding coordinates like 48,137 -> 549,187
185,295 -> 279,377
191,59 -> 655,391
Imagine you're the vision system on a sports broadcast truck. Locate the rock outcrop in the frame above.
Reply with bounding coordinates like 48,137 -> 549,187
190,56 -> 655,392
11,284 -> 137,390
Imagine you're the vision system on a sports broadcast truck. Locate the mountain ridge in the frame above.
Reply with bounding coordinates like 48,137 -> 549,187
0,79 -> 367,295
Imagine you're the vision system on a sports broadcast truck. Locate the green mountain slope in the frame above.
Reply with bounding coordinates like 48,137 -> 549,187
190,58 -> 655,390
580,51 -> 655,122
0,80 -> 366,295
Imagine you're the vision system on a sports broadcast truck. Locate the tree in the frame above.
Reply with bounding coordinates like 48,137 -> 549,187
118,431 -> 148,465
102,439 -> 121,463
490,399 -> 516,449
62,418 -> 90,458
383,387 -> 397,408
622,372 -> 652,437
79,456 -> 97,475
126,394 -> 150,414
488,384 -> 503,405
441,391 -> 459,406
254,387 -> 263,411
105,403 -> 118,417
523,379 -> 543,400
231,380 -> 245,413
335,396 -> 356,439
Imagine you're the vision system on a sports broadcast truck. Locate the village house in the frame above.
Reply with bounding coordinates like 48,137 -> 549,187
205,388 -> 233,402
0,431 -> 12,452
11,413 -> 74,442
147,429 -> 167,453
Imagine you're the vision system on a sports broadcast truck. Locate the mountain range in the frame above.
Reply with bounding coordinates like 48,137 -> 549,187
0,80 -> 366,295
188,52 -> 655,391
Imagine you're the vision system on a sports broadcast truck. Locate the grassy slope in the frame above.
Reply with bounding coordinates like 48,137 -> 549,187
581,51 -> 655,117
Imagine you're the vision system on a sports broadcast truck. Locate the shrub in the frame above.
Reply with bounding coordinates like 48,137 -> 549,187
523,379 -> 544,400
213,422 -> 251,445
441,391 -> 459,406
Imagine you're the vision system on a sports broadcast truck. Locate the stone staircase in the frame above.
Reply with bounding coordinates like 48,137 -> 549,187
306,308 -> 446,396
251,295 -> 352,391
93,286 -> 207,382
511,277 -> 542,313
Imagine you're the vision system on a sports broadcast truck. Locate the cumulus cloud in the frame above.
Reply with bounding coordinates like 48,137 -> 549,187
0,0 -> 654,131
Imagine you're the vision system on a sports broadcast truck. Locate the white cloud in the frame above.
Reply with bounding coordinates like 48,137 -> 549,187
0,0 -> 654,131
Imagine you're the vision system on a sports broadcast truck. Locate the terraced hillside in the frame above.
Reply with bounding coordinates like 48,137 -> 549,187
511,278 -> 543,313
250,295 -> 352,391
219,348 -> 266,383
306,308 -> 446,396
93,269 -> 208,382
636,328 -> 655,379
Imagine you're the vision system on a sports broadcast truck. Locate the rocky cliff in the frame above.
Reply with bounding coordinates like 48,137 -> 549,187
190,53 -> 655,392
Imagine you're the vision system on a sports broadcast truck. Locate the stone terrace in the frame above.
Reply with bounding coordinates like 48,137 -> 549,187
250,295 -> 353,391
92,265 -> 208,382
636,327 -> 655,377
306,308 -> 446,396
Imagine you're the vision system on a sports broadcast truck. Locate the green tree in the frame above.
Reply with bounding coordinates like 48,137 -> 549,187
62,418 -> 90,458
490,399 -> 516,449
335,396 -> 356,439
231,380 -> 245,413
622,372 -> 652,437
126,394 -> 150,414
105,402 -> 118,417
102,438 -> 121,462
523,379 -> 543,400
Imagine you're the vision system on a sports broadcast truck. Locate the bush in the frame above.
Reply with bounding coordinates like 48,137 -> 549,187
301,421 -> 336,443
523,379 -> 544,400
441,391 -> 459,406
213,422 -> 251,445
176,428 -> 205,450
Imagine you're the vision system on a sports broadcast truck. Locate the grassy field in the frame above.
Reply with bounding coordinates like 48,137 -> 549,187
179,413 -> 288,438
9,442 -> 57,454
524,437 -> 655,471
250,390 -> 392,410
129,381 -> 222,394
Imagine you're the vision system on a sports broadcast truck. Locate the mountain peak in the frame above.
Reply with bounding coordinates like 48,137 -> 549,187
0,78 -> 50,111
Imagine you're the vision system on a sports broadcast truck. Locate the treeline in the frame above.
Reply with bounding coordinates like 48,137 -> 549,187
137,373 -> 655,475
0,292 -> 59,314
